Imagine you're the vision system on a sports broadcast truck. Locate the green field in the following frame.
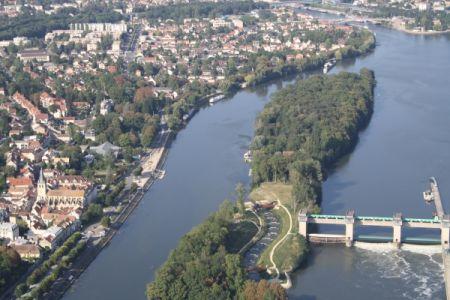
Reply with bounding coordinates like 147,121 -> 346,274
249,182 -> 296,269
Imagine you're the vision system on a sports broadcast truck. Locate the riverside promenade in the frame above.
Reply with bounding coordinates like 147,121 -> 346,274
33,130 -> 173,300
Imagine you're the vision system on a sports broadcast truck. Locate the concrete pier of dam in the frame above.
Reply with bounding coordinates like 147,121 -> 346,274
298,177 -> 450,299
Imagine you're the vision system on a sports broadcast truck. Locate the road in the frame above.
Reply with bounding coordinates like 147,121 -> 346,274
122,23 -> 141,66
1,128 -> 171,300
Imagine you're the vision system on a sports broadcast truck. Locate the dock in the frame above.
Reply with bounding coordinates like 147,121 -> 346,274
430,177 -> 445,219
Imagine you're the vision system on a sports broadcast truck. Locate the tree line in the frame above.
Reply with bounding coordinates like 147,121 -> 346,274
0,4 -> 123,40
138,1 -> 269,23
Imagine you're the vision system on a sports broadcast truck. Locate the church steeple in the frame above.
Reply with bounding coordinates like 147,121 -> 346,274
37,168 -> 47,200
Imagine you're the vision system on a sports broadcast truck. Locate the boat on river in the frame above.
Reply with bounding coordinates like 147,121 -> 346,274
323,58 -> 336,74
244,150 -> 252,163
423,189 -> 434,203
209,94 -> 225,104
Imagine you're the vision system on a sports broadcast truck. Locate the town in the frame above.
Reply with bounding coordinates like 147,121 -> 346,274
0,0 -> 377,298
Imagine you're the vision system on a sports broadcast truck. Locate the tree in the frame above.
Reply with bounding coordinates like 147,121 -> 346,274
0,246 -> 22,294
235,183 -> 246,215
241,280 -> 287,300
134,166 -> 143,176
48,104 -> 58,113
16,218 -> 29,235
81,203 -> 103,225
134,86 -> 154,103
101,216 -> 111,228
15,283 -> 28,298
147,201 -> 243,300
98,34 -> 114,51
141,124 -> 157,147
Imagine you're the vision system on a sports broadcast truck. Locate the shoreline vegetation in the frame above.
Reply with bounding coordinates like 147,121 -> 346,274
229,29 -> 375,93
146,41 -> 376,300
390,25 -> 450,35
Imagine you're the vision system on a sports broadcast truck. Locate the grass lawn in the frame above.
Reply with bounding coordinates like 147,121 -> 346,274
273,233 -> 308,271
249,182 -> 293,207
249,182 -> 298,268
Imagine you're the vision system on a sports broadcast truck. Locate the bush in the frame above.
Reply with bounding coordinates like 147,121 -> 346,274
14,283 -> 28,298
133,166 -> 143,176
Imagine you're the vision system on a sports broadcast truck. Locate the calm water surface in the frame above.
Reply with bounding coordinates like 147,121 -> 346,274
64,27 -> 450,300
289,27 -> 450,299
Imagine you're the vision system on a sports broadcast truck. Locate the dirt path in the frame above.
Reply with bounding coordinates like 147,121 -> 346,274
269,192 -> 293,277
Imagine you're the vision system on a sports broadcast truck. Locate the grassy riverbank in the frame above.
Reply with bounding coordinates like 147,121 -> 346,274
249,183 -> 296,269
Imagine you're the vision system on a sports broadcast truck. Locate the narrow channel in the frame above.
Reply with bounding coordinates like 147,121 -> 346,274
63,78 -> 295,300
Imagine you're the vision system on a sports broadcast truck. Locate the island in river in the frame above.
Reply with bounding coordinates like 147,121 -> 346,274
62,23 -> 450,300
146,69 -> 376,299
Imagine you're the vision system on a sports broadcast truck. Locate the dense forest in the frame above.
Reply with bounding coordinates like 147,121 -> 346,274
0,4 -> 123,40
146,201 -> 286,300
251,69 -> 375,210
139,1 -> 269,23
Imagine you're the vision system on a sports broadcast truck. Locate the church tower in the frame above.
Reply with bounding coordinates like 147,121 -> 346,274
37,168 -> 47,201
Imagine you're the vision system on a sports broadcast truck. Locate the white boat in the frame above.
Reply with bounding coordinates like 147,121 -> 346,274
323,59 -> 337,74
209,94 -> 225,104
244,150 -> 252,163
423,190 -> 434,203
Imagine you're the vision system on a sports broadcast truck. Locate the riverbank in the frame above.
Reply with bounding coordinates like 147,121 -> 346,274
304,4 -> 450,37
34,132 -> 174,300
390,24 -> 450,35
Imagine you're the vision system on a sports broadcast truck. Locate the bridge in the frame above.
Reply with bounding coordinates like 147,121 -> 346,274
298,178 -> 450,299
298,178 -> 449,248
299,211 -> 450,248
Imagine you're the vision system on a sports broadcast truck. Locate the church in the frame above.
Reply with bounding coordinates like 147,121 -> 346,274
36,169 -> 96,210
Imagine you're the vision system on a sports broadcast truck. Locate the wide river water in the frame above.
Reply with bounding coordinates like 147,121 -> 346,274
63,26 -> 450,300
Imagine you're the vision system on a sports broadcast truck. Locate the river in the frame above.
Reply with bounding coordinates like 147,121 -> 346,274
63,26 -> 450,300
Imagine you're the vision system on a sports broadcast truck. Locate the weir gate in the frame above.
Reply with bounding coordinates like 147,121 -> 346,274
296,177 -> 450,299
298,177 -> 449,248
299,211 -> 450,248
